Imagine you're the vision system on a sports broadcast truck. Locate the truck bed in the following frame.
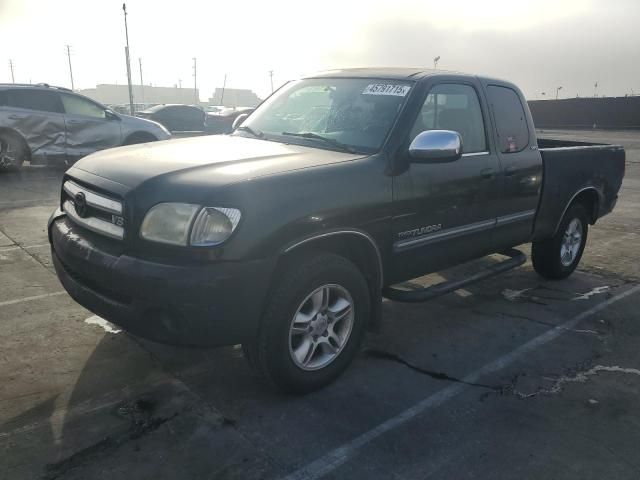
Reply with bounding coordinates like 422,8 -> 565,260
533,137 -> 625,241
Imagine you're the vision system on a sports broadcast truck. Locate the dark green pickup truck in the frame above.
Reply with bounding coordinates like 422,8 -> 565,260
49,68 -> 625,392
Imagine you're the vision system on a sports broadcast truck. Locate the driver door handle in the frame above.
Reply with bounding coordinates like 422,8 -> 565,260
67,119 -> 82,125
505,166 -> 517,177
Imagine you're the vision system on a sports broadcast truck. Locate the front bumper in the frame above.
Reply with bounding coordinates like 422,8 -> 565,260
50,213 -> 275,346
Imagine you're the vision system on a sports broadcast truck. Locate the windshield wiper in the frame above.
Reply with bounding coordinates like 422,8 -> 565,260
235,125 -> 264,138
281,132 -> 357,153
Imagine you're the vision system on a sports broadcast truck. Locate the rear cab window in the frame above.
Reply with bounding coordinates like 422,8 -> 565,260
486,85 -> 529,153
6,89 -> 63,114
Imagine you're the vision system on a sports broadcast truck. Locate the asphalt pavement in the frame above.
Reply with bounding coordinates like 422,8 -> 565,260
1,129 -> 639,479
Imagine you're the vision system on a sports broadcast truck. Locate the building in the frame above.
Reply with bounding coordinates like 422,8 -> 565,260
208,88 -> 261,108
77,84 -> 200,106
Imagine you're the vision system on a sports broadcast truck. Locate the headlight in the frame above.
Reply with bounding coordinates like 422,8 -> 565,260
140,203 -> 241,246
140,203 -> 199,246
190,207 -> 241,246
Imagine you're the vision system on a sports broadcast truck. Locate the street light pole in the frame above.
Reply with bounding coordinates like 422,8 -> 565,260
220,73 -> 227,106
122,3 -> 135,115
66,45 -> 75,91
433,56 -> 440,69
555,86 -> 562,100
138,58 -> 145,105
268,70 -> 274,93
193,57 -> 198,104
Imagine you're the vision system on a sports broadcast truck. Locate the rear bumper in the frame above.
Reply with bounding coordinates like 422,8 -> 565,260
50,214 -> 275,346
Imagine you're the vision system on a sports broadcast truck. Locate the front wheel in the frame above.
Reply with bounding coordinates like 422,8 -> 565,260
0,132 -> 26,171
532,204 -> 589,279
243,253 -> 370,393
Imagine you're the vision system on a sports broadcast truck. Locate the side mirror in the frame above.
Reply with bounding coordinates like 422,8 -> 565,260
232,113 -> 249,131
105,109 -> 121,121
409,130 -> 462,162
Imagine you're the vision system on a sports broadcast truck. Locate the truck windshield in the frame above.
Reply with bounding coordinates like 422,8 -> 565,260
237,78 -> 413,153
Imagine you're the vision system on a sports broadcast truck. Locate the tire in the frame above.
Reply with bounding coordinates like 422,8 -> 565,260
0,132 -> 26,171
532,203 -> 589,280
243,253 -> 370,394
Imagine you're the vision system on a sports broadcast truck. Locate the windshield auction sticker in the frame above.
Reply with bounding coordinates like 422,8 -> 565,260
362,84 -> 411,96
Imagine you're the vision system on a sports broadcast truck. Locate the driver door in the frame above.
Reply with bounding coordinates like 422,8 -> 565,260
60,93 -> 122,162
390,82 -> 501,282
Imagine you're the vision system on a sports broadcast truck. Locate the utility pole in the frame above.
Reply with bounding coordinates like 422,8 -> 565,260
65,45 -> 75,91
122,3 -> 135,115
268,70 -> 274,93
593,81 -> 598,98
138,58 -> 145,105
192,57 -> 198,104
433,56 -> 440,69
220,73 -> 227,106
555,86 -> 562,100
8,60 -> 15,83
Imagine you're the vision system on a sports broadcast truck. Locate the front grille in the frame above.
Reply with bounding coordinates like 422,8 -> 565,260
62,180 -> 125,240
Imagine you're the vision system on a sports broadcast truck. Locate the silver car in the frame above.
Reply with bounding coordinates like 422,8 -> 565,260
0,83 -> 171,170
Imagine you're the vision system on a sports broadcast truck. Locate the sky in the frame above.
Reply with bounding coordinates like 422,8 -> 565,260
1,0 -> 638,101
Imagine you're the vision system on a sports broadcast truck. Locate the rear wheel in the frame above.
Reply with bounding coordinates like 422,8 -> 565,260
243,253 -> 370,393
532,204 -> 589,279
0,132 -> 26,171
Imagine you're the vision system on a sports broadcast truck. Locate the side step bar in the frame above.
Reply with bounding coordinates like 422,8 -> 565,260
382,248 -> 526,303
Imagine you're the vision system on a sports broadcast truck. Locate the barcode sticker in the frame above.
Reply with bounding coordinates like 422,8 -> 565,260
362,84 -> 411,97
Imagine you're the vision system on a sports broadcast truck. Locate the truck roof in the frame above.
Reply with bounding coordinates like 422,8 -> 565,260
305,67 -> 470,81
303,68 -> 516,89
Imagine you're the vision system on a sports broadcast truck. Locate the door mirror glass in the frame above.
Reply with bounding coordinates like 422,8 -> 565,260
232,113 -> 249,131
409,130 -> 462,162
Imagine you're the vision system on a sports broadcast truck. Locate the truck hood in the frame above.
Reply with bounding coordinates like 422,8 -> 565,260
71,135 -> 363,190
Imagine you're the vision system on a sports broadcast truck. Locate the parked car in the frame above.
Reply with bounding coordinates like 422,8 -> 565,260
204,105 -> 225,113
205,107 -> 254,134
0,84 -> 170,170
49,68 -> 625,393
136,104 -> 207,132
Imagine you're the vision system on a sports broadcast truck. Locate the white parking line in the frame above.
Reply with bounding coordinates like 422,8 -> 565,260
282,283 -> 640,480
0,291 -> 66,307
0,243 -> 50,252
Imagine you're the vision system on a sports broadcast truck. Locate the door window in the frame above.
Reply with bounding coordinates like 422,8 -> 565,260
6,89 -> 63,113
410,84 -> 487,153
486,85 -> 529,153
61,94 -> 106,119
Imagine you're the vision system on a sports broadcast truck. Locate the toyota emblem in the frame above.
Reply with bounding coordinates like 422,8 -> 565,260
74,192 -> 88,218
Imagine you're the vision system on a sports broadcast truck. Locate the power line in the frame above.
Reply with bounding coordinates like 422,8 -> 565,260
122,3 -> 135,115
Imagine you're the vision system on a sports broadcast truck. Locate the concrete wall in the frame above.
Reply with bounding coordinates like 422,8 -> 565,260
528,96 -> 640,129
78,84 -> 200,106
208,88 -> 261,108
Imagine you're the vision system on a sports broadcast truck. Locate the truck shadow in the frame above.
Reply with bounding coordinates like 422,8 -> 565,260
2,261 -> 620,479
